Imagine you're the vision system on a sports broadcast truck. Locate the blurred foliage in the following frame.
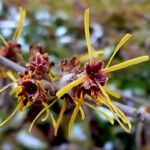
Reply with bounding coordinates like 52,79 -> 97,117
0,0 -> 150,150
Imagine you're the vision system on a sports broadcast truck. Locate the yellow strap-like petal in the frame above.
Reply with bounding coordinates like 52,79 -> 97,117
0,35 -> 8,46
0,82 -> 14,93
54,100 -> 68,136
0,103 -> 21,127
41,102 -> 50,122
79,106 -> 85,120
56,76 -> 85,99
106,33 -> 132,68
103,98 -> 131,133
98,84 -> 131,132
68,104 -> 80,137
29,99 -> 57,132
80,50 -> 103,62
104,55 -> 149,73
104,86 -> 121,99
10,86 -> 22,95
85,101 -> 114,125
6,71 -> 17,82
42,102 -> 56,128
13,7 -> 26,41
84,8 -> 93,63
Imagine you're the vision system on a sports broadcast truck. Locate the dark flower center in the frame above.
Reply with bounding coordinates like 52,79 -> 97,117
22,81 -> 38,96
85,61 -> 108,86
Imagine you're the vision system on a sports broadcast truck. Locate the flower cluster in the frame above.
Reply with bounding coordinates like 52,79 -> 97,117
0,8 -> 149,137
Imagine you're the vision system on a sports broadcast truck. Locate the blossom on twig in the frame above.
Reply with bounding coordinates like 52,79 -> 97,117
55,9 -> 149,136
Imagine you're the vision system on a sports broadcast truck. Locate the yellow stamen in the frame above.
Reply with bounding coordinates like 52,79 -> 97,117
56,76 -> 86,99
104,56 -> 149,73
29,99 -> 57,132
104,86 -> 121,99
85,101 -> 114,124
84,8 -> 93,63
0,35 -> 8,46
13,7 -> 26,41
106,33 -> 132,68
54,100 -> 68,136
0,103 -> 21,127
68,104 -> 80,137
6,71 -> 17,82
0,82 -> 14,93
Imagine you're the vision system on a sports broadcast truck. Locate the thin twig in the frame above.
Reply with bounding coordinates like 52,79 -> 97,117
0,56 -> 26,73
114,101 -> 150,123
0,56 -> 150,123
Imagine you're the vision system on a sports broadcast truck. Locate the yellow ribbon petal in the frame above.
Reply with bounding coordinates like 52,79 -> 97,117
68,104 -> 80,137
54,100 -> 68,136
104,56 -> 149,73
104,86 -> 121,99
106,33 -> 132,68
84,8 -> 93,63
80,50 -> 103,62
0,34 -> 8,46
29,99 -> 57,132
6,71 -> 17,82
0,82 -> 14,93
13,7 -> 26,41
0,103 -> 21,127
56,76 -> 85,99
98,84 -> 131,132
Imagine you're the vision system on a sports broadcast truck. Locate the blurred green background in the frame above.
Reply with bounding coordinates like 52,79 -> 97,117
0,0 -> 150,150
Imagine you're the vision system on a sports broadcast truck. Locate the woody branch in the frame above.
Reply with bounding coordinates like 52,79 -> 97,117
0,55 -> 150,123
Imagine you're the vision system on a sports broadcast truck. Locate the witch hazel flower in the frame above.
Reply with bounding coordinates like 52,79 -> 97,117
55,9 -> 149,136
0,47 -> 56,130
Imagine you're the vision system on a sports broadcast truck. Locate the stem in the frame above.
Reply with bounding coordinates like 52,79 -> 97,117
0,56 -> 26,73
0,57 -> 150,123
